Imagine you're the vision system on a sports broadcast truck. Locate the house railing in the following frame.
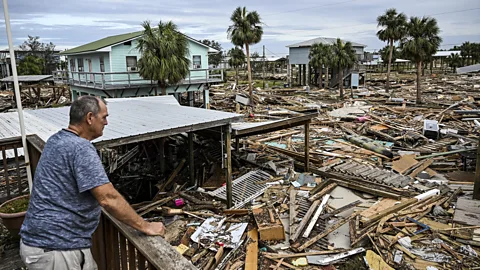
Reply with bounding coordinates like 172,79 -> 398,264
53,68 -> 223,89
16,133 -> 196,269
0,135 -> 44,203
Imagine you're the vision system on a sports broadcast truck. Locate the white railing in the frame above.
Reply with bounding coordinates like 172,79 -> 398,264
53,69 -> 223,89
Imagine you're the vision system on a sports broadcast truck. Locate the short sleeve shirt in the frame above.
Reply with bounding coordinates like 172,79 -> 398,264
20,129 -> 110,250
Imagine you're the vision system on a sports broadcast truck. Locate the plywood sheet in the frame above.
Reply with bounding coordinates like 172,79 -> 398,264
392,155 -> 418,174
453,210 -> 480,226
446,171 -> 475,182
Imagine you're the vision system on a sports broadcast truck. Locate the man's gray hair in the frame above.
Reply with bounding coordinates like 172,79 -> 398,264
69,96 -> 106,125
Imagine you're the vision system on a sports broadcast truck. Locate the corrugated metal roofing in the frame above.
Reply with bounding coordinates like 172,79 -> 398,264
287,37 -> 366,48
0,75 -> 53,82
0,96 -> 242,158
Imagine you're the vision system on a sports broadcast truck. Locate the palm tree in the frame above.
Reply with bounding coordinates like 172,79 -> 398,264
379,45 -> 400,69
400,16 -> 442,104
227,6 -> 263,101
228,47 -> 246,85
446,53 -> 461,73
330,38 -> 357,99
136,21 -> 190,95
377,8 -> 407,92
309,43 -> 332,89
460,42 -> 473,66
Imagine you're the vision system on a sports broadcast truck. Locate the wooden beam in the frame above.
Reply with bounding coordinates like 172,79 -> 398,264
408,159 -> 433,178
232,113 -> 317,137
289,189 -> 297,236
262,250 -> 347,259
361,198 -> 417,226
188,132 -> 194,186
225,125 -> 233,208
245,229 -> 258,270
290,200 -> 320,242
474,136 -> 480,200
304,121 -> 310,172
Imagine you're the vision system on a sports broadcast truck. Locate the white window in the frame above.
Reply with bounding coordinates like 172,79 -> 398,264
193,55 -> 201,69
77,58 -> 84,72
126,56 -> 137,71
100,56 -> 105,72
70,59 -> 76,72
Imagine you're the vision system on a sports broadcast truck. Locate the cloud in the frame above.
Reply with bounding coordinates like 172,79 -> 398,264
0,0 -> 478,55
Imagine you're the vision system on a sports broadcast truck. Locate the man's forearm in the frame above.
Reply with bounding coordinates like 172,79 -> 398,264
102,191 -> 148,233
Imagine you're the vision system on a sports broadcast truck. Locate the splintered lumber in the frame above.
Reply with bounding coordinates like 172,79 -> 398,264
361,198 -> 417,226
440,243 -> 463,261
303,194 -> 330,238
408,159 -> 433,178
264,256 -> 299,270
257,130 -> 301,142
262,250 -> 347,259
289,189 -> 297,236
322,200 -> 361,219
156,159 -> 186,195
245,229 -> 259,270
394,244 -> 416,259
309,183 -> 337,201
296,214 -> 358,252
137,195 -> 176,216
252,207 -> 285,241
180,192 -> 217,206
290,200 -> 321,242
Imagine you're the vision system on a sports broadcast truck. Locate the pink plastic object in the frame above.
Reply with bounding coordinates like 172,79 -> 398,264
175,198 -> 185,207
356,116 -> 370,123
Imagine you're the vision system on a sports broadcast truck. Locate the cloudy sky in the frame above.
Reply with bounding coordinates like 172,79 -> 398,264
0,0 -> 479,56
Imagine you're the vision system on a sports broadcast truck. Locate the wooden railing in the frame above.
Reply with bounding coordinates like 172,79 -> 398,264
53,68 -> 224,90
92,211 -> 197,270
0,135 -> 44,203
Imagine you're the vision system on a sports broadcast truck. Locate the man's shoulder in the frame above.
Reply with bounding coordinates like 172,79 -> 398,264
47,130 -> 92,149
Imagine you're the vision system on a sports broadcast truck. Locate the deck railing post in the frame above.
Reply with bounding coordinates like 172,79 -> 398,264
102,73 -> 105,89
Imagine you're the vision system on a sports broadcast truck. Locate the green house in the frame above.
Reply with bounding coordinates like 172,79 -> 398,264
58,30 -> 222,106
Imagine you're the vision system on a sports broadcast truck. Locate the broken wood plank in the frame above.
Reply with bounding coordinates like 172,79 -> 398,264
264,256 -> 300,270
257,130 -> 301,142
303,194 -> 330,238
394,244 -> 416,259
245,228 -> 258,270
392,155 -> 418,174
296,214 -> 358,252
262,250 -> 347,259
290,200 -> 320,242
289,189 -> 297,236
408,159 -> 433,178
309,183 -> 337,201
361,198 -> 417,226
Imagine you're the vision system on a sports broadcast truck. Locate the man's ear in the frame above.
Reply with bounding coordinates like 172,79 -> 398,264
86,112 -> 94,125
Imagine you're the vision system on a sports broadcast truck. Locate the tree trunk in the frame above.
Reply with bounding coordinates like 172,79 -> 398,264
325,67 -> 329,89
416,61 -> 422,104
318,66 -> 323,88
386,39 -> 393,92
245,44 -> 253,101
235,67 -> 239,86
339,67 -> 344,99
422,62 -> 425,76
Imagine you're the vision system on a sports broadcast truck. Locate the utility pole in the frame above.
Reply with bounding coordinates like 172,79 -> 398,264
262,45 -> 266,89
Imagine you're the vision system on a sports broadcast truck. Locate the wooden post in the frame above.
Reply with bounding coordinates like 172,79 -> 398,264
159,138 -> 165,174
304,120 -> 310,172
188,132 -> 195,186
225,125 -> 233,208
235,138 -> 240,152
474,137 -> 480,200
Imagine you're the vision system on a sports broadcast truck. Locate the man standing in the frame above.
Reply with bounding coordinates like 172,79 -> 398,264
19,96 -> 165,269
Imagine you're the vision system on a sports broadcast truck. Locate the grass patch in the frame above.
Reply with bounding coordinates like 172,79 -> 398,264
0,197 -> 29,214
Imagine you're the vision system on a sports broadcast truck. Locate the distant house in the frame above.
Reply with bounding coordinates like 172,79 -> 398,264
0,48 -> 61,79
58,30 -> 221,106
286,37 -> 367,88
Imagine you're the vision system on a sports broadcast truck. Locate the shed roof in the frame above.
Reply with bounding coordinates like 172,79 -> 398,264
457,64 -> 480,74
60,30 -> 219,55
0,75 -> 53,83
287,37 -> 366,48
0,96 -> 242,158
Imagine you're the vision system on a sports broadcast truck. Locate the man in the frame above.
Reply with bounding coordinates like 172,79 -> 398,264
20,96 -> 165,269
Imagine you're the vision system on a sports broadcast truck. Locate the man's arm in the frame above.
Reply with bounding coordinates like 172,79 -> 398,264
91,183 -> 165,236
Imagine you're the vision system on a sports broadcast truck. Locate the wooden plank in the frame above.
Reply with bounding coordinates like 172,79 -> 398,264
13,147 -> 22,195
102,210 -> 197,270
456,197 -> 480,214
304,121 -> 310,172
289,189 -> 297,235
296,214 -> 358,252
408,159 -> 433,178
225,125 -> 232,208
290,200 -> 320,242
364,250 -> 394,270
361,198 -> 417,226
262,250 -> 347,259
303,194 -> 330,238
138,252 -> 146,270
119,234 -> 128,270
309,183 -> 337,201
257,130 -> 301,142
2,147 -> 10,198
453,209 -> 480,226
361,198 -> 408,218
233,113 -> 317,137
128,241 -> 136,270
111,224 -> 121,270
392,155 -> 418,174
245,229 -> 258,270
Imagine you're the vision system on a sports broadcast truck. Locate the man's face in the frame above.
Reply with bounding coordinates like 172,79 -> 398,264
87,99 -> 108,140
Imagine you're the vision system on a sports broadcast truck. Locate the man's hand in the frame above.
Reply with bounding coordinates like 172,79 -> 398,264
142,222 -> 166,237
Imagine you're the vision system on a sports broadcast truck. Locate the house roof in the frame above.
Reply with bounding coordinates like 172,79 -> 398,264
0,75 -> 53,83
287,37 -> 366,48
457,64 -> 480,74
433,50 -> 461,57
60,30 -> 218,55
0,96 -> 242,158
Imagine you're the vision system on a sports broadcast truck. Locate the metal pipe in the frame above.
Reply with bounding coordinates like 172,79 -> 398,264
2,0 -> 33,192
